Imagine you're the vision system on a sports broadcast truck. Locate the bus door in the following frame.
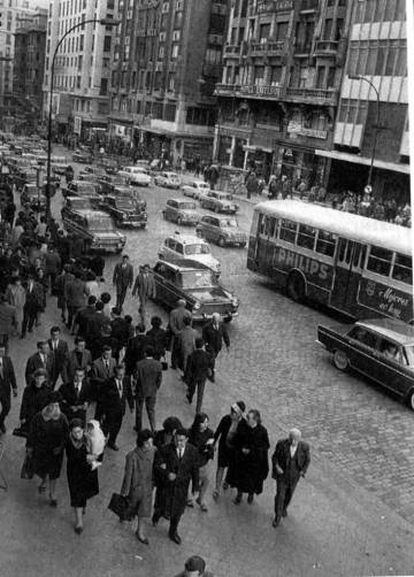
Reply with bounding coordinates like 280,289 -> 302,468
331,238 -> 366,314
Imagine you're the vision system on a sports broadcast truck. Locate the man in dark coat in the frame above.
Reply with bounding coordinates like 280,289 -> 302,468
110,307 -> 130,361
44,246 -> 61,294
0,294 -> 16,350
21,273 -> 43,338
185,338 -> 213,413
48,326 -> 69,388
169,300 -> 192,370
90,345 -> 116,420
202,313 -> 230,382
102,365 -> 133,450
112,254 -> 134,310
124,323 -> 148,377
271,428 -> 310,527
62,337 -> 92,384
25,341 -> 53,386
65,271 -> 88,331
134,346 -> 162,432
132,264 -> 156,324
153,428 -> 199,545
0,344 -> 16,433
59,368 -> 93,424
85,300 -> 108,359
73,295 -> 98,338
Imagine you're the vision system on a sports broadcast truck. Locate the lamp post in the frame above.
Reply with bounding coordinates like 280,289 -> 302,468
46,17 -> 119,220
348,74 -> 380,192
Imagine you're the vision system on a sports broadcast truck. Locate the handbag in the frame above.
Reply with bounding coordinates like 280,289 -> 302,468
20,453 -> 34,480
108,493 -> 133,521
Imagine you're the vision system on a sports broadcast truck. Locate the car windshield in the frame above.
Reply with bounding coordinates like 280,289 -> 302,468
221,218 -> 238,228
72,200 -> 91,209
181,270 -> 214,289
78,183 -> 96,193
180,203 -> 196,210
88,217 -> 114,231
184,243 -> 210,255
404,345 -> 414,366
116,200 -> 134,209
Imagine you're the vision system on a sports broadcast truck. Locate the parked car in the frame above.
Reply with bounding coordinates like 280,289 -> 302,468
162,198 -> 200,226
72,150 -> 93,164
21,183 -> 46,210
158,232 -> 221,276
151,260 -> 239,322
199,190 -> 239,214
196,215 -> 247,247
317,318 -> 414,410
99,194 -> 147,229
62,208 -> 126,253
61,195 -> 98,220
62,180 -> 100,199
97,174 -> 129,195
182,180 -> 210,199
154,171 -> 181,189
118,166 -> 151,186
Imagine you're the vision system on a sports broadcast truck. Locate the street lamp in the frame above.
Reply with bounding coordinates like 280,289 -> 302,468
348,74 -> 380,192
46,17 -> 119,219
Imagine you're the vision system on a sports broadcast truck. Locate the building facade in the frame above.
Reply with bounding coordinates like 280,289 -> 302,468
214,0 -> 352,185
42,0 -> 117,143
323,0 -> 409,202
109,0 -> 229,164
14,10 -> 47,117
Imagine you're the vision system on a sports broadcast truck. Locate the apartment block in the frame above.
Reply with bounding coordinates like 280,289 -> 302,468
215,0 -> 352,185
42,0 -> 117,142
109,0 -> 229,163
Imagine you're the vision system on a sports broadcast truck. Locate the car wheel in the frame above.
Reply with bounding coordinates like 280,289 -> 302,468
333,350 -> 349,371
218,236 -> 225,247
287,272 -> 306,302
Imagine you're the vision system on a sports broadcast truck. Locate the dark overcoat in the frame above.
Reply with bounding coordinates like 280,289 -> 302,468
229,423 -> 270,495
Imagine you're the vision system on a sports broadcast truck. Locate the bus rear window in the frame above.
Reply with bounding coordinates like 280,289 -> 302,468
392,253 -> 412,285
367,246 -> 393,276
279,219 -> 297,243
297,225 -> 316,250
316,231 -> 336,257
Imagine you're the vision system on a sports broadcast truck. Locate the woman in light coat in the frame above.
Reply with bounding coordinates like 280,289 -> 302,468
5,276 -> 25,334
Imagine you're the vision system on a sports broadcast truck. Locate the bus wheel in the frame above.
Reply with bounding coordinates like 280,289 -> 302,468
333,350 -> 349,372
287,273 -> 305,302
407,390 -> 414,411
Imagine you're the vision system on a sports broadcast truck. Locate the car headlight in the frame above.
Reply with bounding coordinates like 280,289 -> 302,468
231,298 -> 239,307
193,302 -> 201,310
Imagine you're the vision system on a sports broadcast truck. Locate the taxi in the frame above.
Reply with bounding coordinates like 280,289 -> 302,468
317,318 -> 414,410
62,208 -> 126,254
199,190 -> 239,214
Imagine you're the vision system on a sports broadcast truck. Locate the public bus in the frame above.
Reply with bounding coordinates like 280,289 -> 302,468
247,200 -> 413,322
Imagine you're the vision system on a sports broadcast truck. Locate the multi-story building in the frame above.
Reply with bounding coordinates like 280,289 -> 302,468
0,0 -> 37,121
14,9 -> 48,116
322,0 -> 409,202
109,0 -> 229,164
42,0 -> 117,143
215,0 -> 352,185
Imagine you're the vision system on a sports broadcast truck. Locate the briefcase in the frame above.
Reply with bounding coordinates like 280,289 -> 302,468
108,493 -> 132,521
20,453 -> 34,480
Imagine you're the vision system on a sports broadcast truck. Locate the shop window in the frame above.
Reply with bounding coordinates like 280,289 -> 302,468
367,246 -> 393,276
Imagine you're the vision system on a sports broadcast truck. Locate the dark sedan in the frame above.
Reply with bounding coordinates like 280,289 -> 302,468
317,318 -> 414,410
151,260 -> 239,322
99,194 -> 147,228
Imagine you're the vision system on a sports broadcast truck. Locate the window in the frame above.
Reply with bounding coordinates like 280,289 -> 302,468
378,338 -> 405,365
100,78 -> 108,95
262,216 -> 276,237
103,35 -> 112,52
392,253 -> 412,284
297,225 -> 316,250
315,231 -> 336,257
367,246 -> 393,276
348,327 -> 377,349
275,21 -> 288,41
279,219 -> 297,244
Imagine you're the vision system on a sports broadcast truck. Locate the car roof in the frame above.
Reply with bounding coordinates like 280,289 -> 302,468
166,233 -> 207,245
74,209 -> 110,217
155,259 -> 212,273
356,318 -> 414,345
168,198 -> 195,205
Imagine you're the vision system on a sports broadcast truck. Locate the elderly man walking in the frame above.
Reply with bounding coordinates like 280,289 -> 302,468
202,312 -> 229,382
271,428 -> 310,527
113,254 -> 134,311
169,299 -> 192,370
132,264 -> 156,324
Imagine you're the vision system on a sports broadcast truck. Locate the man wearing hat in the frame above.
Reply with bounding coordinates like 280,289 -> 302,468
173,555 -> 214,577
112,254 -> 134,311
271,428 -> 311,527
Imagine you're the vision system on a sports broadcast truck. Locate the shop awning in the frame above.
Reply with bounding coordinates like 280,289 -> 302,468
315,149 -> 410,175
139,125 -> 213,139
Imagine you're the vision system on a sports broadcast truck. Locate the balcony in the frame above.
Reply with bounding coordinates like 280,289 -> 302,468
249,40 -> 285,57
314,39 -> 339,56
300,0 -> 318,12
240,84 -> 284,98
215,83 -> 241,96
285,87 -> 338,106
256,0 -> 294,12
223,44 -> 241,59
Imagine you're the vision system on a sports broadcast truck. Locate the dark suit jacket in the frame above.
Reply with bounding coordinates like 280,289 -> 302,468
124,334 -> 149,374
113,262 -> 134,289
59,379 -> 94,421
185,349 -> 213,382
0,355 -> 16,397
202,321 -> 230,355
48,338 -> 69,380
24,281 -> 44,311
134,357 -> 162,399
91,357 -> 117,386
102,376 -> 134,416
111,317 -> 130,350
25,352 -> 53,385
271,439 -> 310,482
62,349 -> 92,383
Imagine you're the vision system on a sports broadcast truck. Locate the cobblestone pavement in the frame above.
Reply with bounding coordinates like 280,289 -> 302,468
1,154 -> 414,577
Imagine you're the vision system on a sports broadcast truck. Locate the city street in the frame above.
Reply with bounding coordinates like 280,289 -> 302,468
0,152 -> 414,577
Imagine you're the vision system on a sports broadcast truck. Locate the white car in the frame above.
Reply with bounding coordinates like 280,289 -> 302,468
118,166 -> 152,187
158,232 -> 221,276
182,180 -> 210,199
154,171 -> 181,189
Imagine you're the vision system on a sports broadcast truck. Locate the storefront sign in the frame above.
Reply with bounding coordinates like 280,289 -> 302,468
358,279 -> 412,321
287,122 -> 327,139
